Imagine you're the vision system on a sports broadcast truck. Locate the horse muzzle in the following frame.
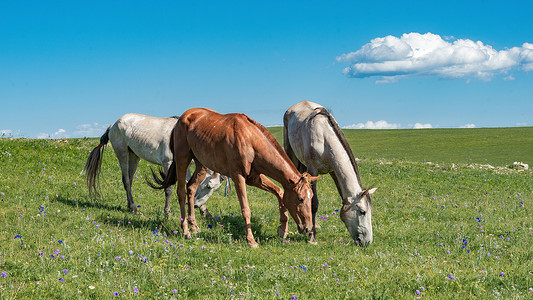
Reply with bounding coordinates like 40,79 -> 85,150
297,224 -> 311,234
354,237 -> 372,247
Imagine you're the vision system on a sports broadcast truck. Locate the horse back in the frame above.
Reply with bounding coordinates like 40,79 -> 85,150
110,113 -> 177,165
284,101 -> 341,174
179,108 -> 295,178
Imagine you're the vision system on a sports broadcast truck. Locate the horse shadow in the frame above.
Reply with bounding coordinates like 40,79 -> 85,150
55,194 -> 307,245
54,194 -> 129,213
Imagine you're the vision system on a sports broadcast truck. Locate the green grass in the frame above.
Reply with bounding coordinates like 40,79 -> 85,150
1,128 -> 532,299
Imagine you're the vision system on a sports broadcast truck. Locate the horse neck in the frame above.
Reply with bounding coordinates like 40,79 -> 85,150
255,152 -> 301,189
328,144 -> 363,202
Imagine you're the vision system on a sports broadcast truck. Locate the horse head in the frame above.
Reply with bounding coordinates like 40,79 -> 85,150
340,187 -> 377,247
284,172 -> 319,235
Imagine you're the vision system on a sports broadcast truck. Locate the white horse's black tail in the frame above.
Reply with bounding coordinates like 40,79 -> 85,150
146,162 -> 177,190
82,126 -> 111,198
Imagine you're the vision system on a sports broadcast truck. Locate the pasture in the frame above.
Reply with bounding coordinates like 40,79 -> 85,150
1,127 -> 532,299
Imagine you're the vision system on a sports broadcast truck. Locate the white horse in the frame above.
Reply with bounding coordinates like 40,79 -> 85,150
82,113 -> 225,215
284,101 -> 376,246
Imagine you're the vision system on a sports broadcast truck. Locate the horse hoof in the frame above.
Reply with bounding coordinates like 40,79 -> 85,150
277,226 -> 288,239
308,240 -> 318,245
249,243 -> 259,248
191,226 -> 200,234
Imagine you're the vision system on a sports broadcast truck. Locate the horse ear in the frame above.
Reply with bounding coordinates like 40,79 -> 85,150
302,172 -> 320,184
309,175 -> 320,183
360,187 -> 377,198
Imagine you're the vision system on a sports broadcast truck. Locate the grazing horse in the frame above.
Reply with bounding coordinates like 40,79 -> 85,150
82,113 -> 224,215
149,108 -> 318,248
284,101 -> 376,246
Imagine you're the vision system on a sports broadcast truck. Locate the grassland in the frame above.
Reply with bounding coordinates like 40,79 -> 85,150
1,127 -> 532,299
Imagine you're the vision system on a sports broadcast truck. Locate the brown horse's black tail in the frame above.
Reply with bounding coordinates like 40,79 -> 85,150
82,126 -> 111,198
146,161 -> 177,190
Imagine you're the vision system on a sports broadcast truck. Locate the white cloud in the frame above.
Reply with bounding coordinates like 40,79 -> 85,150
1,129 -> 13,137
54,129 -> 67,137
413,123 -> 433,129
36,129 -> 68,139
460,123 -> 476,128
337,32 -> 533,82
36,132 -> 51,139
34,123 -> 109,139
73,123 -> 108,138
344,120 -> 400,129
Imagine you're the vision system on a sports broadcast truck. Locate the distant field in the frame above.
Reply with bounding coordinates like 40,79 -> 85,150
270,126 -> 533,166
0,128 -> 532,298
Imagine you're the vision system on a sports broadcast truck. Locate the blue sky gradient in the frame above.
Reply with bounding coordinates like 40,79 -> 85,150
1,1 -> 532,138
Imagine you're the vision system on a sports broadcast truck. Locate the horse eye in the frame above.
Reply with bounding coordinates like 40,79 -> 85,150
298,198 -> 304,203
359,210 -> 366,216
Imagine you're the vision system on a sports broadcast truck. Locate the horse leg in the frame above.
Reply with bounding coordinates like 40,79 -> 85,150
127,151 -> 140,212
233,174 -> 258,248
170,122 -> 196,237
186,162 -> 208,234
175,157 -> 192,237
112,144 -> 136,213
304,166 -> 320,244
162,161 -> 174,215
188,162 -> 213,218
246,172 -> 288,239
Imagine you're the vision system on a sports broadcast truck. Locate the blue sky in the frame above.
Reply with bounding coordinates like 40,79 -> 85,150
1,1 -> 532,138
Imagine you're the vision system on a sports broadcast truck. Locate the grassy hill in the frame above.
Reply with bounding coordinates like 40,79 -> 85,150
269,126 -> 533,166
0,128 -> 532,298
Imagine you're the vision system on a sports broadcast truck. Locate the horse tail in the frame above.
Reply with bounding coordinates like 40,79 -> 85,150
146,120 -> 178,190
146,161 -> 177,190
82,126 -> 111,198
283,110 -> 307,173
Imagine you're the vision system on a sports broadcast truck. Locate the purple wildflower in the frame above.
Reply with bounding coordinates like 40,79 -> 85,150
1,272 -> 6,278
448,274 -> 455,280
63,269 -> 68,274
59,278 -> 65,282
499,272 -> 504,277
172,289 -> 178,294
133,286 -> 139,293
113,291 -> 119,296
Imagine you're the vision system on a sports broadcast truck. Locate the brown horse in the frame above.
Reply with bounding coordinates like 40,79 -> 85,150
149,108 -> 318,247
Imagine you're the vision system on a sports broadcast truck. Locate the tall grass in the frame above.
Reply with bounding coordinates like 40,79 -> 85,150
1,128 -> 532,299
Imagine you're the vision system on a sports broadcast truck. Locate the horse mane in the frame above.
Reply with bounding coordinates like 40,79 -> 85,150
244,115 -> 299,172
309,107 -> 363,188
